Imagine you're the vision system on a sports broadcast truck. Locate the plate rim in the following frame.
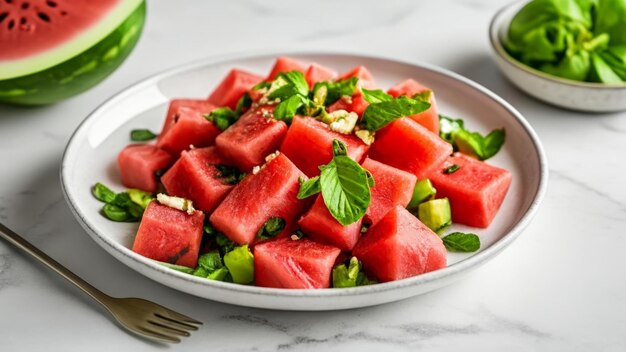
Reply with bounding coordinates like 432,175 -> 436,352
60,49 -> 549,300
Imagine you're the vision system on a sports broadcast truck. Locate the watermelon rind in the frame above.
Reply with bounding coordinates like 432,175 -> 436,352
0,0 -> 146,105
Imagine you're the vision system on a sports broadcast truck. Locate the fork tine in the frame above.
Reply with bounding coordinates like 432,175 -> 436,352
137,326 -> 181,343
147,320 -> 191,337
154,313 -> 199,331
156,308 -> 203,325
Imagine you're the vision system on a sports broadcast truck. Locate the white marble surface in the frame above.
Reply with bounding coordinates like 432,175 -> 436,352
1,0 -> 625,350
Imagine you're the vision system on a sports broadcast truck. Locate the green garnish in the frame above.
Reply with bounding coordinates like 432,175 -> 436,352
418,198 -> 452,234
193,251 -> 231,282
203,223 -> 235,255
442,232 -> 481,252
359,91 -> 431,132
223,245 -> 254,284
128,189 -> 153,209
256,217 -> 285,240
157,261 -> 195,274
273,94 -> 307,121
212,163 -> 246,185
235,92 -> 252,115
297,176 -> 321,199
268,71 -> 309,100
332,257 -> 376,288
361,88 -> 393,104
92,182 -> 115,203
407,179 -> 437,211
204,107 -> 239,131
130,129 -> 158,141
439,115 -> 505,161
102,204 -> 134,222
311,77 -> 358,106
92,183 -> 153,222
444,164 -> 461,174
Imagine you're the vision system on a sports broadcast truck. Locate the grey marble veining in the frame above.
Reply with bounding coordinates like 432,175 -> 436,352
1,0 -> 625,351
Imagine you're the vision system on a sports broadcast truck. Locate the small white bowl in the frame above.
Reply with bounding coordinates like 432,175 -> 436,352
489,1 -> 626,112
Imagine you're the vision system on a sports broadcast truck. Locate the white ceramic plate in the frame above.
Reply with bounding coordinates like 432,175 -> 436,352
61,52 -> 548,311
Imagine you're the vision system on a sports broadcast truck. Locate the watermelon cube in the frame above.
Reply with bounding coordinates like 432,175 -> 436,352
207,69 -> 263,109
298,195 -> 362,251
209,153 -> 308,245
428,153 -> 512,228
157,104 -> 221,156
254,237 -> 341,289
215,106 -> 288,171
160,99 -> 216,139
328,93 -> 369,116
362,158 -> 417,225
305,63 -> 337,88
132,201 -> 205,268
337,65 -> 375,89
117,144 -> 174,193
267,57 -> 308,81
369,118 -> 452,179
353,205 -> 447,282
280,116 -> 369,177
161,147 -> 236,214
388,79 -> 440,135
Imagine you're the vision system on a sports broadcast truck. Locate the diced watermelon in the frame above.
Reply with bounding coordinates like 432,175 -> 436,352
280,116 -> 369,177
337,65 -> 375,89
157,105 -> 221,156
207,69 -> 263,109
362,158 -> 417,225
388,79 -> 440,135
161,147 -> 236,214
215,106 -> 288,171
117,144 -> 174,193
305,63 -> 337,88
254,237 -> 341,289
132,202 -> 205,268
353,206 -> 446,282
160,99 -> 217,139
209,153 -> 308,245
369,118 -> 452,179
267,57 -> 308,81
328,93 -> 369,116
298,195 -> 362,251
428,153 -> 512,228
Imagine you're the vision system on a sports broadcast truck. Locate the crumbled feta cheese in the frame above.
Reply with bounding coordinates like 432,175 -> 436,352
355,129 -> 375,146
252,166 -> 261,175
156,193 -> 195,215
341,95 -> 353,104
290,234 -> 299,241
265,151 -> 280,162
327,110 -> 358,134
189,144 -> 195,150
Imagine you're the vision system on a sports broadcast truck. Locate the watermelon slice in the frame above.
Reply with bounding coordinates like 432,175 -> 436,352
362,158 -> 417,225
280,116 -> 369,177
266,57 -> 308,81
161,147 -> 236,214
369,118 -> 452,179
337,65 -> 375,89
132,201 -> 205,268
254,237 -> 341,289
0,0 -> 145,105
157,105 -> 221,156
215,106 -> 288,171
117,144 -> 174,193
429,153 -> 512,228
209,153 -> 308,245
353,206 -> 447,282
298,195 -> 362,251
305,63 -> 337,88
207,69 -> 263,110
388,79 -> 440,135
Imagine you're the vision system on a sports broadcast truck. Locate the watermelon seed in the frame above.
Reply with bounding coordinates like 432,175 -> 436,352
19,17 -> 25,24
37,12 -> 50,22
46,1 -> 57,7
60,11 -> 66,16
0,13 -> 7,23
21,2 -> 29,10
7,19 -> 15,30
5,0 -> 13,4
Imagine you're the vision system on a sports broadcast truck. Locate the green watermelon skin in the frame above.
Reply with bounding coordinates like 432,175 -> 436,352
254,237 -> 341,289
0,2 -> 146,105
117,144 -> 174,193
353,205 -> 446,282
429,153 -> 512,228
298,195 -> 362,251
132,201 -> 205,268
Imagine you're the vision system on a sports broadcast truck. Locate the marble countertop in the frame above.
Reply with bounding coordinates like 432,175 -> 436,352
1,0 -> 625,350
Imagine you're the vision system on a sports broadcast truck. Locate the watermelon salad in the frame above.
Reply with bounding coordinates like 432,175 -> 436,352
92,57 -> 512,289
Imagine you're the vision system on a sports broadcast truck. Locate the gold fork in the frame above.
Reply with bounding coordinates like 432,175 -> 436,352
0,222 -> 201,343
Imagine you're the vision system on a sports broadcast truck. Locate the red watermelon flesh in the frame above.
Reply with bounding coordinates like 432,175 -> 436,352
337,65 -> 376,89
132,201 -> 205,268
328,93 -> 369,116
267,57 -> 308,81
254,237 -> 341,289
305,63 -> 337,88
298,195 -> 362,251
209,153 -> 308,245
280,116 -> 369,177
207,69 -> 263,109
369,118 -> 452,179
362,157 -> 417,226
353,205 -> 446,282
160,147 -> 235,214
157,105 -> 220,156
429,153 -> 512,228
215,106 -> 288,171
160,99 -> 216,139
118,144 -> 174,193
387,79 -> 440,135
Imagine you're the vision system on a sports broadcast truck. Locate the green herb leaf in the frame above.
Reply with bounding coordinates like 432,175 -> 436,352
206,267 -> 230,281
274,94 -> 306,121
197,251 -> 224,272
204,223 -> 235,254
442,232 -> 481,252
412,90 -> 432,102
297,176 -> 321,199
235,92 -> 253,115
589,52 -> 623,84
361,88 -> 393,104
444,164 -> 460,174
439,115 -> 505,160
312,77 -> 358,106
252,81 -> 271,91
360,96 -> 430,131
223,244 -> 254,284
102,203 -> 133,222
92,183 -> 115,203
332,257 -> 376,288
130,129 -> 158,142
332,139 -> 348,157
256,217 -> 285,240
212,163 -> 246,185
280,71 -> 309,97
205,107 -> 238,131
267,71 -> 309,100
157,261 -> 195,274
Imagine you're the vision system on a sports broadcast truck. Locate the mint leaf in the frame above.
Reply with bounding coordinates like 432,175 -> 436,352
332,139 -> 348,156
268,71 -> 309,100
444,164 -> 460,174
297,176 -> 321,199
102,204 -> 133,222
223,245 -> 254,284
274,95 -> 306,121
256,217 -> 285,240
205,107 -> 238,131
439,115 -> 505,161
332,257 -> 376,288
361,88 -> 393,104
204,223 -> 235,254
442,232 -> 480,252
92,183 -> 115,203
281,71 -> 309,96
212,163 -> 246,185
252,81 -> 271,91
157,261 -> 195,274
312,77 -> 358,106
360,96 -> 430,131
412,90 -> 432,102
235,92 -> 252,115
130,129 -> 158,142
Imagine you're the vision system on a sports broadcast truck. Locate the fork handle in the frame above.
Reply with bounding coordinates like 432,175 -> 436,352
0,222 -> 112,306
